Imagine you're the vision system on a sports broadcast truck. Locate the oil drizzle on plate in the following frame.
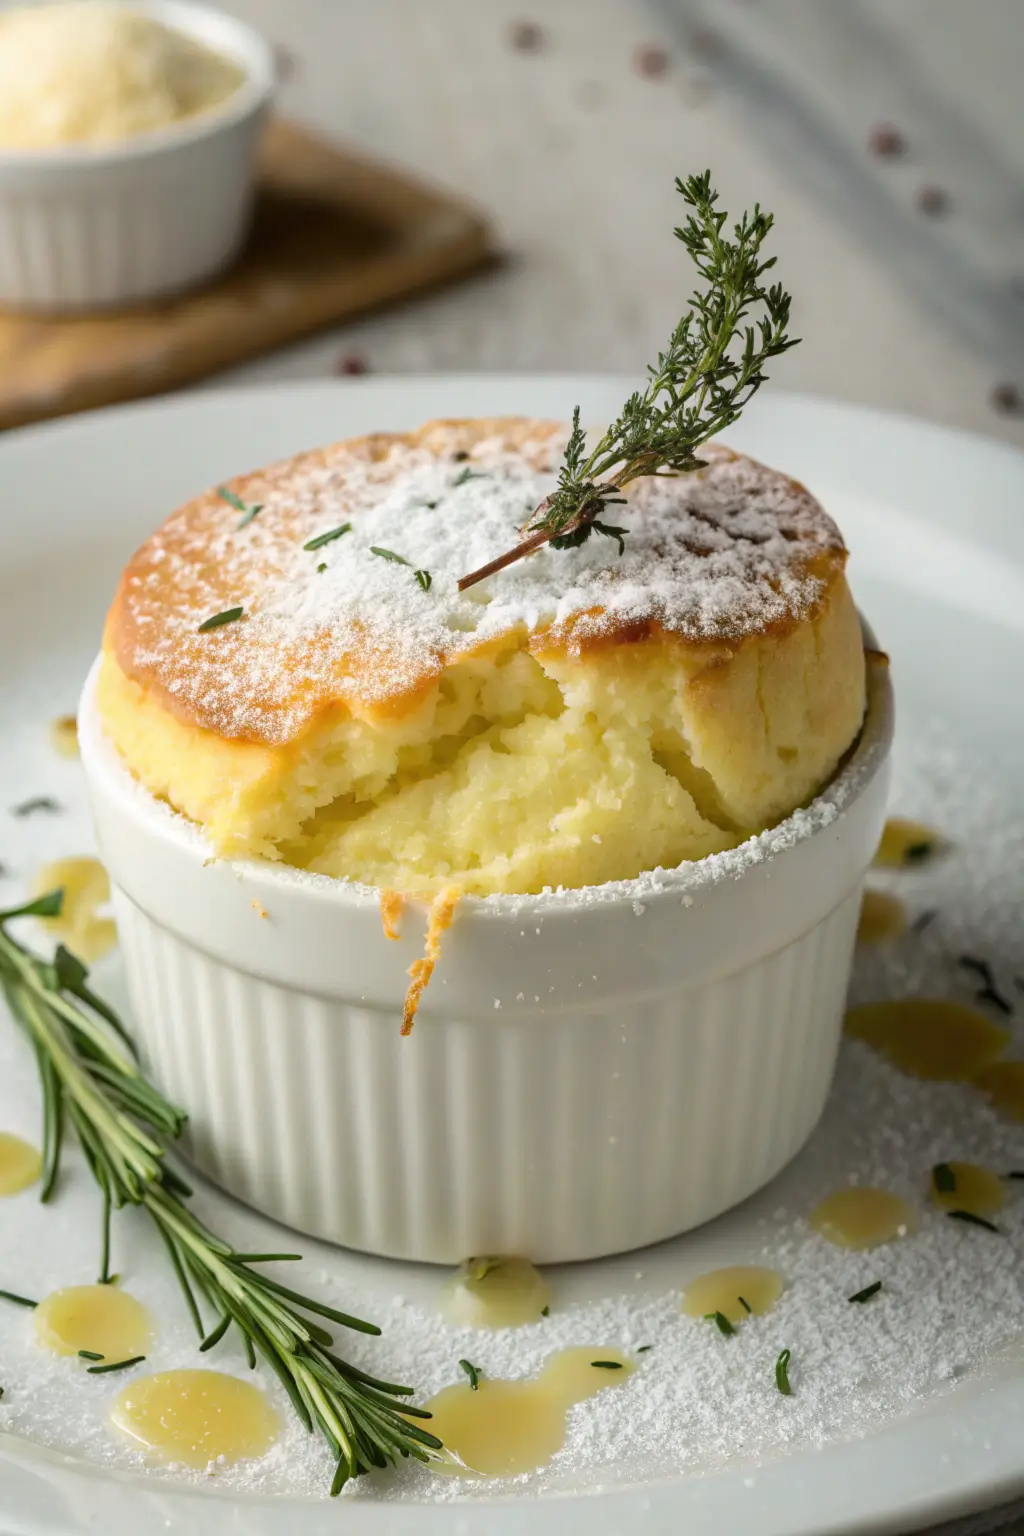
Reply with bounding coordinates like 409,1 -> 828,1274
32,856 -> 117,964
810,1188 -> 917,1249
680,1265 -> 783,1323
111,1369 -> 280,1467
872,818 -> 944,868
845,999 -> 1009,1081
422,1347 -> 634,1478
929,1162 -> 1008,1218
856,890 -> 907,945
439,1255 -> 550,1328
973,1061 -> 1024,1123
34,1285 -> 151,1362
0,1131 -> 41,1195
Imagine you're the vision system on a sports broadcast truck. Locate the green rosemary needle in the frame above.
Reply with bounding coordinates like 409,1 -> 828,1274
0,890 -> 439,1493
216,486 -> 264,529
459,1359 -> 483,1391
458,169 -> 797,590
87,1355 -> 146,1375
303,523 -> 351,552
197,606 -> 244,634
932,1163 -> 957,1194
775,1349 -> 793,1395
704,1311 -> 735,1338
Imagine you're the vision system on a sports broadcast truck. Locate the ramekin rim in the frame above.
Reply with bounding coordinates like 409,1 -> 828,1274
79,646 -> 894,921
0,0 -> 275,169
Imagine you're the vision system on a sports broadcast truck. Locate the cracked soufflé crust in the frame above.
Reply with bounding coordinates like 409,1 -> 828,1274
98,417 -> 866,895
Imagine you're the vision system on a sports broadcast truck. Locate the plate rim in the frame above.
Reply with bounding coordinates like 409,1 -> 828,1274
0,375 -> 1022,1536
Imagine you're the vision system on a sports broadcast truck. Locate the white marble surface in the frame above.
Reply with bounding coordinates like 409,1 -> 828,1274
204,0 -> 1024,450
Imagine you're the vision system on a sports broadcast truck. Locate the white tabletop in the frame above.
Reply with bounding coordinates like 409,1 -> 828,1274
207,0 -> 1024,450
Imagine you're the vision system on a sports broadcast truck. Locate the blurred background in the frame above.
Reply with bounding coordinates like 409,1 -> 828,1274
2,0 -> 1022,444
212,0 -> 1024,444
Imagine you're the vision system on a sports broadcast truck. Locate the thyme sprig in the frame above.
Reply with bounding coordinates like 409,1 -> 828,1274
459,170 -> 797,590
0,891 -> 439,1494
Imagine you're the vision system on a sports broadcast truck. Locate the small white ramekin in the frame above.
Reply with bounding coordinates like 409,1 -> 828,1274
79,653 -> 893,1266
0,1 -> 274,311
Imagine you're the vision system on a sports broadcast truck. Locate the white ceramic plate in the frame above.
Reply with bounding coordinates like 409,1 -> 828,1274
0,378 -> 1023,1536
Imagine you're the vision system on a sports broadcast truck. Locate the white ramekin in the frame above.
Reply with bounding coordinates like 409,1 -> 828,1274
0,1 -> 274,311
78,653 -> 893,1265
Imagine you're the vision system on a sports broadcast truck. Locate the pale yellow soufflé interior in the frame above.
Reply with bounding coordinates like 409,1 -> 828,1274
98,417 -> 867,898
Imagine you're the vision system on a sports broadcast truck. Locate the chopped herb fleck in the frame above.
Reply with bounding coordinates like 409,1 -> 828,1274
704,1310 -> 735,1337
959,955 -> 994,986
932,1162 -> 957,1194
904,841 -> 934,863
0,1288 -> 37,1308
458,1358 -> 483,1390
738,1296 -> 752,1314
540,1305 -> 550,1317
775,1349 -> 792,1395
911,909 -> 937,934
197,607 -> 244,633
1007,1171 -> 1024,1180
947,1209 -> 1001,1233
216,486 -> 264,529
636,1344 -> 653,1353
848,1281 -> 882,1304
303,523 -> 351,552
11,797 -> 60,818
86,1355 -> 146,1375
370,546 -> 411,566
976,984 -> 1013,1017
414,569 -> 432,591
590,1360 -> 624,1369
452,466 -> 488,487
0,1386 -> 4,1400
452,450 -> 470,461
77,1349 -> 104,1361
317,562 -> 327,574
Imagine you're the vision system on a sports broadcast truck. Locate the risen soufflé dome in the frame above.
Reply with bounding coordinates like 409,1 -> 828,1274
98,417 -> 867,897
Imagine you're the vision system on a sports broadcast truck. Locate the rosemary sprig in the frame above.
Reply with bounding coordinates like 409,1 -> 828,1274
0,891 -> 439,1494
458,170 -> 797,590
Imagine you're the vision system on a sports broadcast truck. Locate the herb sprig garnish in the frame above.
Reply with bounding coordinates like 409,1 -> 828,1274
458,171 -> 797,591
217,486 -> 264,529
0,891 -> 439,1494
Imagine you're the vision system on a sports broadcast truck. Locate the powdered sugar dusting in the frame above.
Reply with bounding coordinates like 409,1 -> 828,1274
114,424 -> 844,742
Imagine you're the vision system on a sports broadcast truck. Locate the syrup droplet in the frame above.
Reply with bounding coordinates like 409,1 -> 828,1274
32,857 -> 117,964
34,1285 -> 151,1362
810,1188 -> 917,1249
49,715 -> 79,759
680,1265 -> 783,1323
872,818 -> 944,868
845,999 -> 1009,1081
422,1347 -> 633,1478
439,1255 -> 550,1328
929,1162 -> 1008,1218
0,1132 -> 41,1195
857,890 -> 907,945
973,1060 -> 1024,1123
111,1369 -> 279,1468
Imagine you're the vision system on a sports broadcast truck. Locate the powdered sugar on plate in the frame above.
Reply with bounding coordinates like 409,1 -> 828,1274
113,427 -> 844,742
0,717 -> 1021,1504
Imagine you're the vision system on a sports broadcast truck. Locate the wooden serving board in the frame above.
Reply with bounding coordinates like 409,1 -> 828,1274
0,120 -> 495,432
